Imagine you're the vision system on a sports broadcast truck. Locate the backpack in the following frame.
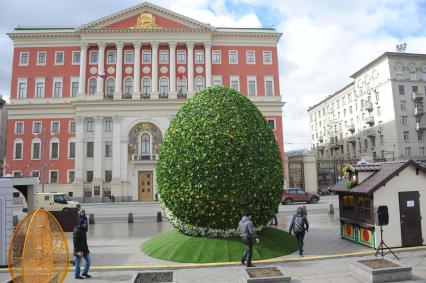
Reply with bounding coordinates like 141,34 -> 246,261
293,215 -> 305,232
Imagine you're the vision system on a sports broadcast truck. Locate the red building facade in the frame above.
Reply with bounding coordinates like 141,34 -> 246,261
6,2 -> 284,201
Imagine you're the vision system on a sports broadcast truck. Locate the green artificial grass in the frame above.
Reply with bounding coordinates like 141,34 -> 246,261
141,227 -> 298,263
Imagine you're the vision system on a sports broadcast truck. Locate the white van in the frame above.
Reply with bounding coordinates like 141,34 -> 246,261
23,193 -> 81,212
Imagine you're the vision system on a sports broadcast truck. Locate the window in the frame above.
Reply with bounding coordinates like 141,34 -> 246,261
107,50 -> 116,64
265,77 -> 274,96
357,196 -> 372,220
267,119 -> 276,130
88,78 -> 97,95
420,147 -> 425,156
142,50 -> 151,64
37,52 -> 46,65
160,50 -> 168,64
418,132 -> 423,141
15,122 -> 24,134
124,50 -> 133,64
400,100 -> 407,111
90,51 -> 98,64
13,171 -> 22,177
51,121 -> 60,134
398,85 -> 405,95
17,79 -> 27,98
87,142 -> 94,158
380,135 -> 384,145
246,51 -> 255,64
105,141 -> 112,157
177,78 -> 186,97
403,131 -> 409,141
412,85 -> 418,94
105,120 -> 112,132
124,78 -> 133,98
247,77 -> 257,96
377,106 -> 381,116
405,147 -> 411,156
71,79 -> 79,97
69,121 -> 76,133
14,139 -> 23,160
68,171 -> 75,183
33,121 -> 41,134
32,139 -> 41,160
212,50 -> 221,64
195,77 -> 204,92
72,51 -> 80,65
141,133 -> 150,155
229,50 -> 238,64
86,120 -> 94,132
32,170 -> 39,177
212,76 -> 222,86
159,77 -> 169,97
410,72 -> 417,80
53,78 -> 63,97
142,77 -> 151,96
349,106 -> 353,114
50,139 -> 59,159
50,171 -> 59,183
86,171 -> 93,183
402,116 -> 408,125
35,78 -> 45,98
263,51 -> 272,64
55,51 -> 64,65
105,170 -> 112,183
195,50 -> 204,63
20,52 -> 29,66
69,141 -> 75,158
230,76 -> 239,91
106,78 -> 115,98
177,50 -> 186,63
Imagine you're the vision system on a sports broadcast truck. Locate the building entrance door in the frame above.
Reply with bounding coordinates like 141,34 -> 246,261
138,171 -> 153,201
398,191 -> 423,247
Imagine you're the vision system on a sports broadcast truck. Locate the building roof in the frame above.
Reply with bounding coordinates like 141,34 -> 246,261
307,82 -> 354,111
331,160 -> 426,195
350,52 -> 426,79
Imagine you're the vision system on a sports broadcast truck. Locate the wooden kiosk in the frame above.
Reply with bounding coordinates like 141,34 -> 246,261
332,160 -> 426,249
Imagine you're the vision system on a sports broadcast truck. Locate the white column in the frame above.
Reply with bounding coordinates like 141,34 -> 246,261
187,41 -> 195,97
133,41 -> 142,99
204,41 -> 212,88
74,116 -> 84,184
151,41 -> 159,99
96,42 -> 106,97
114,41 -> 124,100
93,116 -> 103,183
78,43 -> 88,97
169,41 -> 177,99
112,115 -> 121,183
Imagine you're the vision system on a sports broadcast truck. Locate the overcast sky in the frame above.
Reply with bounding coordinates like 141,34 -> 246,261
1,0 -> 426,151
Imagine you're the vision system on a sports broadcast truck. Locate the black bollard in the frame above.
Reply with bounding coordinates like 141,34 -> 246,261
329,204 -> 334,214
128,212 -> 134,223
157,211 -> 162,222
89,213 -> 95,224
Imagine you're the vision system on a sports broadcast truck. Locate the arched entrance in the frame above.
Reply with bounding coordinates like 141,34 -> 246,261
127,122 -> 162,201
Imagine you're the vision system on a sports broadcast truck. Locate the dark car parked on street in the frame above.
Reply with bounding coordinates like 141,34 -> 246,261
282,188 -> 320,205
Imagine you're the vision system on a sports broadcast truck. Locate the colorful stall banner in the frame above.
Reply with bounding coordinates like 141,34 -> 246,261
358,227 -> 375,248
342,222 -> 355,241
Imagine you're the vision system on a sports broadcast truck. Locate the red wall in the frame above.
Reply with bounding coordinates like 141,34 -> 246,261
6,118 -> 75,183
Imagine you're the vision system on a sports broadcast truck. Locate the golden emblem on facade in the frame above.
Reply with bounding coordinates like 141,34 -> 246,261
131,13 -> 161,29
8,209 -> 69,283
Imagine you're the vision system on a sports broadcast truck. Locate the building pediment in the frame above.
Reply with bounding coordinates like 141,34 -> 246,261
78,2 -> 214,31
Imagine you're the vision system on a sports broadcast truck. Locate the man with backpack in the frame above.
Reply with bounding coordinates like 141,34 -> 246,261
289,207 -> 309,257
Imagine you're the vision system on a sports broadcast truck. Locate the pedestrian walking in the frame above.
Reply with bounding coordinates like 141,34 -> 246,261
78,209 -> 88,231
269,206 -> 279,225
73,219 -> 91,279
289,207 -> 309,257
237,212 -> 260,267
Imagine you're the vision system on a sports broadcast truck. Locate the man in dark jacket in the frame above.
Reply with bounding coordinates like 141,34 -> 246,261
237,212 -> 260,267
73,219 -> 91,279
289,207 -> 309,257
78,209 -> 88,232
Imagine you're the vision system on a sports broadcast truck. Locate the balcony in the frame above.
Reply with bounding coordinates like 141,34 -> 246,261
347,136 -> 357,143
319,136 -> 324,143
131,154 -> 157,162
347,124 -> 355,133
141,93 -> 150,99
412,92 -> 424,100
364,116 -> 375,126
416,123 -> 426,131
414,107 -> 424,116
330,137 -> 343,148
159,93 -> 169,99
177,91 -> 187,99
364,102 -> 373,112
365,128 -> 375,138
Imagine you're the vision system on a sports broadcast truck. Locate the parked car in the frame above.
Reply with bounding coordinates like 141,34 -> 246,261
282,188 -> 320,205
23,193 -> 80,212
